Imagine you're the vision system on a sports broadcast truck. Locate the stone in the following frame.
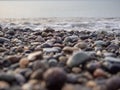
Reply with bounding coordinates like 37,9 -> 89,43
48,59 -> 58,67
0,81 -> 10,90
27,51 -> 43,61
43,47 -> 59,53
93,68 -> 107,78
63,35 -> 78,44
94,40 -> 106,46
86,80 -> 97,88
62,46 -> 74,54
67,51 -> 91,67
0,37 -> 10,44
30,69 -> 43,80
19,58 -> 29,68
5,55 -> 21,64
72,67 -> 81,74
44,67 -> 67,90
74,42 -> 87,49
106,76 -> 120,90
104,57 -> 120,63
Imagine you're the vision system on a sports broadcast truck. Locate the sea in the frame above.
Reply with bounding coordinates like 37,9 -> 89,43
0,0 -> 120,32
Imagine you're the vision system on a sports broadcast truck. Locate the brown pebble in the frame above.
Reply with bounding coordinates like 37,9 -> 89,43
44,67 -> 67,90
86,80 -> 97,88
27,51 -> 43,61
19,58 -> 29,68
62,46 -> 74,54
72,67 -> 81,74
5,55 -> 21,64
0,81 -> 10,90
93,68 -> 107,78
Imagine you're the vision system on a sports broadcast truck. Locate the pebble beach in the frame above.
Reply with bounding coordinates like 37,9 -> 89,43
0,18 -> 120,90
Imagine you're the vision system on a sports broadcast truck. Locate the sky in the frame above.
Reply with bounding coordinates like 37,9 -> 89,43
0,0 -> 120,18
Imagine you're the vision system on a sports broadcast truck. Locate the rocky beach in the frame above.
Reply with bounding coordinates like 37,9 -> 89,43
0,18 -> 120,90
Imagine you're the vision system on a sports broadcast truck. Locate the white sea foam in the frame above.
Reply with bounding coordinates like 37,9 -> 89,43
0,18 -> 120,32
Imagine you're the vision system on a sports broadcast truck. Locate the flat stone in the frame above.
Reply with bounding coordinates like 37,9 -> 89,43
67,51 -> 91,67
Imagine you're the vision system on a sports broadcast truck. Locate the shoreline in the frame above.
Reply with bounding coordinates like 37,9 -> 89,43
0,25 -> 120,90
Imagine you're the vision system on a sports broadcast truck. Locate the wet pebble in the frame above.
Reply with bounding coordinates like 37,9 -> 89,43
44,67 -> 67,90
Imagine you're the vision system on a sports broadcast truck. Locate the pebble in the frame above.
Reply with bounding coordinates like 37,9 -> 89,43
0,37 -> 10,44
74,41 -> 87,49
72,67 -> 81,74
27,51 -> 43,61
0,81 -> 10,90
104,57 -> 120,63
62,46 -> 74,54
86,80 -> 97,88
93,68 -> 107,78
67,51 -> 91,67
19,58 -> 29,68
106,76 -> 120,90
44,67 -> 67,90
5,55 -> 21,64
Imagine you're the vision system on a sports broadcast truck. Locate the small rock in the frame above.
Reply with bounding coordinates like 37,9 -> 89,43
19,58 -> 29,68
104,57 -> 120,63
86,80 -> 97,88
5,55 -> 21,64
106,76 -> 120,90
94,40 -> 106,46
72,67 -> 81,74
30,69 -> 43,80
44,67 -> 67,90
62,46 -> 74,54
0,81 -> 10,90
27,51 -> 43,61
67,51 -> 91,67
74,42 -> 87,49
93,68 -> 107,78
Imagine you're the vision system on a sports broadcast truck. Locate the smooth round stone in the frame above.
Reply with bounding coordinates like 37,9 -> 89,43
93,68 -> 107,78
27,51 -> 43,61
106,76 -> 120,90
15,74 -> 25,85
48,59 -> 58,67
41,42 -> 53,48
67,51 -> 90,67
0,73 -> 16,84
94,40 -> 106,46
86,80 -> 97,88
102,62 -> 120,74
19,58 -> 29,68
22,83 -> 33,90
43,47 -> 59,53
30,69 -> 43,80
62,46 -> 74,54
0,37 -> 10,44
5,55 -> 21,64
72,67 -> 81,74
44,67 -> 67,90
0,81 -> 10,90
44,27 -> 55,33
74,42 -> 87,49
104,57 -> 120,63
63,35 -> 78,44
